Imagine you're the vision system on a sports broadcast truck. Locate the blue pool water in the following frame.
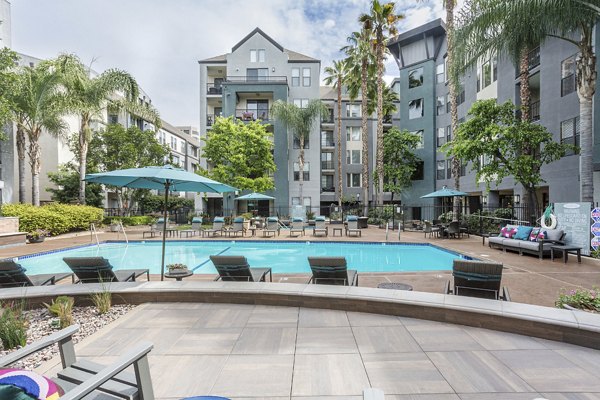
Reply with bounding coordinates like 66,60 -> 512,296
17,241 -> 466,275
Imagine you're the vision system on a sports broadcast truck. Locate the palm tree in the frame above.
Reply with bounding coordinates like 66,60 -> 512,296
343,29 -> 375,215
323,59 -> 349,208
359,0 -> 403,205
13,65 -> 68,206
270,99 -> 327,206
51,54 -> 160,204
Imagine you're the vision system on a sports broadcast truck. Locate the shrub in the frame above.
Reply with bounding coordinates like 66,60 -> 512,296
556,287 -> 600,312
102,216 -> 155,226
138,194 -> 194,213
367,206 -> 395,225
45,296 -> 74,329
0,303 -> 27,349
1,203 -> 103,235
90,287 -> 111,315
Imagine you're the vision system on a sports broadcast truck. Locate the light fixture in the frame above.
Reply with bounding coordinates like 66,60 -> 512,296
272,67 -> 276,72
513,194 -> 521,204
481,195 -> 488,205
356,193 -> 360,202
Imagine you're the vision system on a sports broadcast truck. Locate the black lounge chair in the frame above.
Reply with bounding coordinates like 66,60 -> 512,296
445,259 -> 510,301
210,255 -> 272,282
63,257 -> 149,283
307,256 -> 358,286
0,260 -> 74,288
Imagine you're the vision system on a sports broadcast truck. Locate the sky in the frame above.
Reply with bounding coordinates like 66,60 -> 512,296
10,0 -> 446,127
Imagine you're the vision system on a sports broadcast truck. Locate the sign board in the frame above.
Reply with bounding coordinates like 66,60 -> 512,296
591,207 -> 600,251
554,202 -> 592,256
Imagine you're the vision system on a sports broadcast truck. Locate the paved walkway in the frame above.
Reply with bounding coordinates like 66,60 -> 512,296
38,302 -> 600,399
3,226 -> 599,307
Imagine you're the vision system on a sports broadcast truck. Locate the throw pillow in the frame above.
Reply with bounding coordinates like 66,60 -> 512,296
529,228 -> 542,241
514,226 -> 533,240
500,226 -> 517,238
545,229 -> 564,241
0,369 -> 63,400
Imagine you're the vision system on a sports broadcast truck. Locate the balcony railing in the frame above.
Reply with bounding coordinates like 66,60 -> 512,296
383,114 -> 392,124
206,83 -> 223,95
530,100 -> 540,121
321,187 -> 335,193
528,47 -> 540,70
322,110 -> 334,123
561,74 -> 576,96
321,161 -> 335,170
206,114 -> 222,127
224,76 -> 288,84
235,109 -> 269,121
321,137 -> 335,147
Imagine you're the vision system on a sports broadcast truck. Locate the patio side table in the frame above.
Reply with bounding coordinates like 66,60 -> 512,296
332,227 -> 343,236
164,271 -> 193,281
550,245 -> 582,264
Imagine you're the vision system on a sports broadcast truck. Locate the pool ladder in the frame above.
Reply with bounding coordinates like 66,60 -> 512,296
90,223 -> 100,247
116,221 -> 129,244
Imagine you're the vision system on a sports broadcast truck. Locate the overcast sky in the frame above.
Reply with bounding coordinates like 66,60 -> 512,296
11,0 -> 446,127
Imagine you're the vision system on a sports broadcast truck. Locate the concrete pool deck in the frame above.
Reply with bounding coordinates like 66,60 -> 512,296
1,225 -> 599,307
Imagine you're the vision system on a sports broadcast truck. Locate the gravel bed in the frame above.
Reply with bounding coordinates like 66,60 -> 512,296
0,304 -> 136,369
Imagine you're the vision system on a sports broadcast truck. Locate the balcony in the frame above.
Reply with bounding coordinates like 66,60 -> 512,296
206,114 -> 222,127
321,137 -> 335,147
206,83 -> 223,95
322,109 -> 334,124
235,109 -> 269,122
224,76 -> 288,84
321,186 -> 335,193
528,47 -> 540,70
321,161 -> 335,170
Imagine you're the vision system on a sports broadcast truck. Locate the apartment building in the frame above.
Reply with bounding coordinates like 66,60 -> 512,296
0,0 -> 10,49
386,18 -> 598,219
198,28 -> 321,214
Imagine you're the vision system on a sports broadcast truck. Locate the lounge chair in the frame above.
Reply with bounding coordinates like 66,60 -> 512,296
313,216 -> 328,237
63,257 -> 150,283
445,259 -> 510,300
263,216 -> 280,237
179,217 -> 202,238
0,324 -> 155,400
345,216 -> 362,237
289,217 -> 305,237
225,217 -> 245,237
202,217 -> 225,237
210,255 -> 272,282
142,218 -> 165,238
0,260 -> 73,288
307,256 -> 358,286
423,221 -> 440,238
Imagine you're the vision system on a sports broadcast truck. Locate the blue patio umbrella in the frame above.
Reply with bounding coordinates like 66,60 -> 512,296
85,165 -> 236,280
235,192 -> 275,201
421,185 -> 468,198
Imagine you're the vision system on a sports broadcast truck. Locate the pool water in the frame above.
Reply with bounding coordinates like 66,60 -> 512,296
17,241 -> 466,275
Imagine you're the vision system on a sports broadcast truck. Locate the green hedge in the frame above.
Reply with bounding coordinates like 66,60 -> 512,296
102,216 -> 155,226
1,203 -> 103,235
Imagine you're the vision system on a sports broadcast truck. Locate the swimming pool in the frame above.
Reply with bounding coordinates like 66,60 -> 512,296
17,241 -> 468,275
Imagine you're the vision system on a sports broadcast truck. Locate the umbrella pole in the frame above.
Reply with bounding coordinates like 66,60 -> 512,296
161,182 -> 170,281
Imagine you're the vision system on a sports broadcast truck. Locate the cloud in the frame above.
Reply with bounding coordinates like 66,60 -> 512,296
9,0 -> 445,126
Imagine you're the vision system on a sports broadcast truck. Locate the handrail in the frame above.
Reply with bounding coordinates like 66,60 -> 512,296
90,224 -> 100,247
117,221 -> 129,245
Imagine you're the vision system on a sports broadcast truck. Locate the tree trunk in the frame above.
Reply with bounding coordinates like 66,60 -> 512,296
519,48 -> 531,122
337,79 -> 343,208
27,128 -> 42,206
299,135 -> 305,211
361,58 -> 369,216
16,123 -> 26,203
577,28 -> 596,203
78,115 -> 90,204
376,30 -> 385,206
446,0 -> 461,218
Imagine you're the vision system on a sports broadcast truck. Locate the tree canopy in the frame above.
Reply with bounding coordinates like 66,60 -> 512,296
382,128 -> 421,197
0,48 -> 19,132
199,117 -> 276,192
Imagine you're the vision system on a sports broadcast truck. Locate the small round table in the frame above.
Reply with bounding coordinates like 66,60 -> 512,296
377,282 -> 413,291
164,271 -> 193,281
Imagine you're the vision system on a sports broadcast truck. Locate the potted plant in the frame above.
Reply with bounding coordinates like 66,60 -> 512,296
27,229 -> 49,243
109,219 -> 121,232
166,263 -> 190,275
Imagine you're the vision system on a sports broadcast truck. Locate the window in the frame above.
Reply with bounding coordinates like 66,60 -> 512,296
436,95 -> 445,115
446,93 -> 451,113
302,68 -> 311,86
408,67 -> 424,88
321,152 -> 333,169
293,135 -> 309,149
346,104 -> 361,117
436,63 -> 445,83
293,98 -> 309,108
446,125 -> 452,143
477,57 -> 497,91
483,61 -> 492,88
346,149 -> 361,164
246,68 -> 268,81
108,114 -> 119,124
250,49 -> 265,62
412,161 -> 424,180
408,98 -> 424,119
436,160 -> 445,180
292,197 -> 310,208
346,126 -> 361,141
321,131 -> 334,147
291,68 -> 300,87
180,140 -> 185,152
446,159 -> 452,179
561,54 -> 576,96
347,173 -> 361,187
456,87 -> 465,105
560,116 -> 580,155
173,155 -> 180,165
437,128 -> 445,147
321,175 -> 334,191
411,130 -> 423,149
293,162 -> 310,181
460,160 -> 467,177
170,136 -> 177,150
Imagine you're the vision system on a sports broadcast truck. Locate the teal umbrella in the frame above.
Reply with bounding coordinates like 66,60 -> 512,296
420,185 -> 468,198
235,192 -> 275,201
85,165 -> 236,280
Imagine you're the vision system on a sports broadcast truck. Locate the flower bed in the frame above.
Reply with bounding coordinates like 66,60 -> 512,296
556,287 -> 600,312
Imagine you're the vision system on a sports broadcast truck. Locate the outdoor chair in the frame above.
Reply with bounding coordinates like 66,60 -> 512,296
63,257 -> 150,283
307,256 -> 358,286
345,216 -> 362,237
263,216 -> 280,237
313,216 -> 328,237
460,221 -> 470,238
0,324 -> 155,400
225,217 -> 245,237
445,259 -> 510,301
445,221 -> 460,238
423,221 -> 440,238
210,255 -> 272,282
289,217 -> 305,237
202,217 -> 225,237
0,260 -> 74,288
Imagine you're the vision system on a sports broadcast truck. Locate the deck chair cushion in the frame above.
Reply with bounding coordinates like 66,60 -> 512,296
210,255 -> 270,282
308,257 -> 357,286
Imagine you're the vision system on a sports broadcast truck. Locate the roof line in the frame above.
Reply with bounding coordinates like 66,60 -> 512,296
232,27 -> 284,52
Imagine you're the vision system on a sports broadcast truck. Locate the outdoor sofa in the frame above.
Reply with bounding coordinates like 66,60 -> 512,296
488,224 -> 565,259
